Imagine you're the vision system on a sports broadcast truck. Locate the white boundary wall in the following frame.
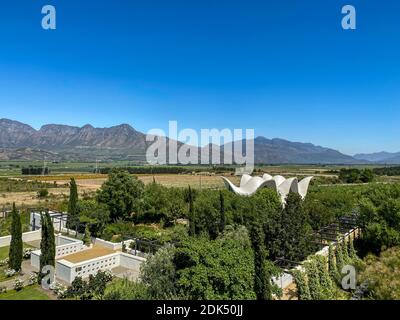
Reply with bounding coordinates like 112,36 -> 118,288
55,240 -> 84,258
30,235 -> 84,270
119,252 -> 145,269
31,250 -> 40,269
0,230 -> 41,248
93,238 -> 122,250
93,238 -> 135,251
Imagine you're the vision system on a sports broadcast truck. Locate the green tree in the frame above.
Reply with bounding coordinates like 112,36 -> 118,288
360,169 -> 374,183
219,191 -> 226,233
67,178 -> 79,229
315,255 -> 335,299
292,270 -> 311,300
83,224 -> 91,246
8,203 -> 23,271
335,236 -> 345,274
97,170 -> 144,221
250,222 -> 271,300
348,234 -> 357,260
140,245 -> 178,299
342,237 -> 349,264
139,181 -> 167,223
39,211 -> 56,283
174,228 -> 256,300
192,190 -> 220,239
77,200 -> 110,237
187,186 -> 195,237
328,243 -> 337,279
305,258 -> 322,300
275,193 -> 313,262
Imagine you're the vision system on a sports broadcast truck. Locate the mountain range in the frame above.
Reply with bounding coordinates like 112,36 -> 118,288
0,118 -> 394,164
354,151 -> 400,164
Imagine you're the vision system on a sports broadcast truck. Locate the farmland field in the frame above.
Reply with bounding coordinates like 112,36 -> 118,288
0,161 -> 399,209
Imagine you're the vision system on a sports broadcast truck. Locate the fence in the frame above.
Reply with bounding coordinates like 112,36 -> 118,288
273,224 -> 361,292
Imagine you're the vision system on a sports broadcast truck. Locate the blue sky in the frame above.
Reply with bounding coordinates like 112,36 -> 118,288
0,0 -> 399,155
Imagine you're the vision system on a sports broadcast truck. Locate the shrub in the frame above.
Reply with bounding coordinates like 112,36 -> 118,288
65,270 -> 113,300
102,279 -> 149,300
37,188 -> 49,198
359,246 -> 400,299
51,282 -> 68,299
4,268 -> 16,278
28,272 -> 38,286
14,278 -> 23,291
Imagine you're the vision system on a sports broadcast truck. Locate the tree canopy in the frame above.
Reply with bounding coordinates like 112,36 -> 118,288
97,169 -> 144,221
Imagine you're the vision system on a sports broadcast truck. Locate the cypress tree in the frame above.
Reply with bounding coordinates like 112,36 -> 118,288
67,178 -> 78,229
188,186 -> 195,237
328,243 -> 337,279
83,224 -> 91,246
46,211 -> 56,268
250,222 -> 271,300
219,191 -> 226,233
305,259 -> 322,300
315,255 -> 334,299
278,193 -> 312,261
335,236 -> 345,273
39,211 -> 56,283
39,211 -> 48,282
348,234 -> 357,260
342,236 -> 350,264
8,203 -> 23,272
292,270 -> 311,300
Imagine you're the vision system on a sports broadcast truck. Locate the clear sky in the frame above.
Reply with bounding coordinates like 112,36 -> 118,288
0,0 -> 399,155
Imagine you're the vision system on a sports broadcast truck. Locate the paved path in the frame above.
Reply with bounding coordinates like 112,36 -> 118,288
0,260 -> 36,290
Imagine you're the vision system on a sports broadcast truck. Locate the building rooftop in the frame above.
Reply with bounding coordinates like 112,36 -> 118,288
59,245 -> 117,263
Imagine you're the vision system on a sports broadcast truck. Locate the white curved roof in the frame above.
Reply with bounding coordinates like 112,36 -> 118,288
221,174 -> 313,204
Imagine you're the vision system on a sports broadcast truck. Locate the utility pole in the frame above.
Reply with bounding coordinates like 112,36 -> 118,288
42,156 -> 47,176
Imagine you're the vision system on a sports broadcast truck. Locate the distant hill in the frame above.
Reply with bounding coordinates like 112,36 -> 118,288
0,148 -> 61,161
251,137 -> 361,164
0,118 -> 369,164
354,151 -> 400,164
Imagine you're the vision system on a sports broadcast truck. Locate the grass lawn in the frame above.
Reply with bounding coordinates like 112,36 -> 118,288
0,285 -> 50,300
0,243 -> 36,282
0,243 -> 35,260
0,246 -> 9,260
